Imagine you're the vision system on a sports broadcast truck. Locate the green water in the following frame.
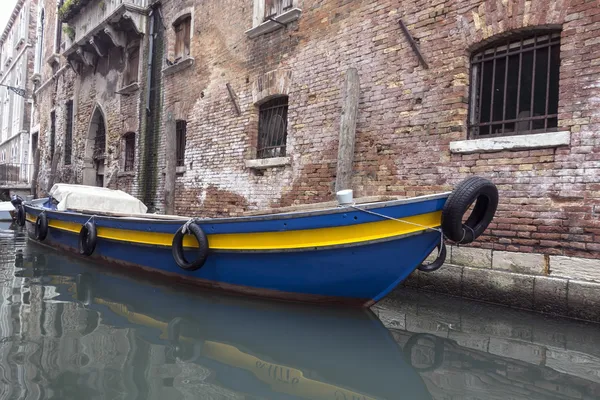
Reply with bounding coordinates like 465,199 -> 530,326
0,221 -> 599,399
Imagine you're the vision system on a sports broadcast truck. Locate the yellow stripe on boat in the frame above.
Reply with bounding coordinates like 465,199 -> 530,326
26,211 -> 441,250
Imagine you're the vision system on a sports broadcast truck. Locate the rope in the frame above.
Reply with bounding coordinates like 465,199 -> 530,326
84,215 -> 96,225
181,218 -> 196,234
349,204 -> 446,257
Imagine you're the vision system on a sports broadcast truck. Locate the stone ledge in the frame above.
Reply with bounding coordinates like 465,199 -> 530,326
451,246 -> 491,268
493,250 -> 547,275
245,8 -> 303,38
550,256 -> 600,282
116,82 -> 140,95
163,57 -> 194,76
449,131 -> 570,154
244,156 -> 291,170
117,171 -> 135,177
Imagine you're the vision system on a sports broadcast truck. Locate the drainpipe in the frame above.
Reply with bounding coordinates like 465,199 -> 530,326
145,8 -> 155,115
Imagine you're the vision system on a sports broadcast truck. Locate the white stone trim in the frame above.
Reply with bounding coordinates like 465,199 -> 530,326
449,131 -> 571,154
245,156 -> 291,169
246,8 -> 302,38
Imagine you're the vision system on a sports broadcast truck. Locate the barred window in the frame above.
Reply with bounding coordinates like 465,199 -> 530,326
469,31 -> 561,138
50,110 -> 56,159
264,0 -> 293,20
64,100 -> 73,165
176,120 -> 187,167
257,96 -> 288,159
124,132 -> 135,171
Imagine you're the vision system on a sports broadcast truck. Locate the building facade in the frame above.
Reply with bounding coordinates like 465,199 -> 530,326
0,0 -> 38,186
32,0 -> 600,307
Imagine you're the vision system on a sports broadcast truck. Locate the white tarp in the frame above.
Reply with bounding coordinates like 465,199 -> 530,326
49,184 -> 148,214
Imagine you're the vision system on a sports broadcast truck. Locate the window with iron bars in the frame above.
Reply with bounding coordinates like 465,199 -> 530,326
176,120 -> 187,167
94,117 -> 106,160
64,100 -> 73,165
257,96 -> 288,159
50,111 -> 56,159
264,0 -> 293,21
124,132 -> 135,171
469,31 -> 561,138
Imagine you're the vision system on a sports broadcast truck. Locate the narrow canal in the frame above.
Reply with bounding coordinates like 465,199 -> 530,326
0,221 -> 599,400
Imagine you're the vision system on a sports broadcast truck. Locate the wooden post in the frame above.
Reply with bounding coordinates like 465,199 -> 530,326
164,113 -> 177,215
31,148 -> 40,198
335,68 -> 360,193
46,147 -> 62,192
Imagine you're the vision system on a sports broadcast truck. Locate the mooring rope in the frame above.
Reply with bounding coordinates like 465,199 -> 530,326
349,204 -> 445,257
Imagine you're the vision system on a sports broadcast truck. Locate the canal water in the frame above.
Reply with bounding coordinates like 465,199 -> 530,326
0,222 -> 599,400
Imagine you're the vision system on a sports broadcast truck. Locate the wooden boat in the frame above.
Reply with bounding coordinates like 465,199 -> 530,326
0,201 -> 15,221
20,176 -> 498,307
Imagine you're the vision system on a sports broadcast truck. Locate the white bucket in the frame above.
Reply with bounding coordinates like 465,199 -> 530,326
336,189 -> 354,205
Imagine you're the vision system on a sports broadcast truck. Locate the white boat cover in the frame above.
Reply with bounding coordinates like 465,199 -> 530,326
0,201 -> 15,212
49,184 -> 148,214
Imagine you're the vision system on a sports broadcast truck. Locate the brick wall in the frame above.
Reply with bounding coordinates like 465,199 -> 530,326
155,0 -> 600,260
33,0 -> 600,260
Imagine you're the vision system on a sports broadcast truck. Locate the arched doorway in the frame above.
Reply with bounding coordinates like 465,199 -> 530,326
82,106 -> 107,187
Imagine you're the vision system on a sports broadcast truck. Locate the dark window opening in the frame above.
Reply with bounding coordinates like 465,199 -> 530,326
264,0 -> 294,20
94,117 -> 106,160
124,46 -> 140,86
174,16 -> 191,60
176,120 -> 186,167
50,111 -> 56,159
124,132 -> 135,172
469,31 -> 561,138
55,1 -> 64,53
64,100 -> 73,165
257,96 -> 288,159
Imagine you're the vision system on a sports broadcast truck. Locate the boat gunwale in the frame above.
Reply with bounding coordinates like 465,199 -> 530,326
25,192 -> 451,225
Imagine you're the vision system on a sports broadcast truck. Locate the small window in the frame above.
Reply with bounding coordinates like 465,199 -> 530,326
94,116 -> 106,160
176,120 -> 187,167
257,96 -> 288,159
64,100 -> 73,165
264,0 -> 293,21
50,110 -> 56,159
470,31 -> 561,138
124,46 -> 140,86
124,132 -> 135,171
174,16 -> 191,60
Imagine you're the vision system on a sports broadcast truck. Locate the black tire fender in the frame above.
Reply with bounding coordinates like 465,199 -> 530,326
441,177 -> 499,244
79,221 -> 98,256
172,222 -> 209,271
35,212 -> 49,241
16,205 -> 26,227
418,242 -> 447,273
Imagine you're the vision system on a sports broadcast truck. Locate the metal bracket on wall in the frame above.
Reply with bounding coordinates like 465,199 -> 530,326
398,19 -> 429,70
0,84 -> 27,98
267,17 -> 288,28
226,83 -> 242,116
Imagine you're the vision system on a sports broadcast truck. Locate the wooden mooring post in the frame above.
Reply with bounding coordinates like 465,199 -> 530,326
335,68 -> 360,193
31,148 -> 40,197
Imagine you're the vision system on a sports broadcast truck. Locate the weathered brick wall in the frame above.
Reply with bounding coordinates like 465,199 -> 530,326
156,0 -> 600,260
34,0 -> 147,199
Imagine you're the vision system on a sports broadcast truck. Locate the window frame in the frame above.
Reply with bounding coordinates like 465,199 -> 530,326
173,15 -> 192,60
64,100 -> 74,165
124,44 -> 140,86
257,96 -> 289,160
123,132 -> 135,172
176,120 -> 187,167
468,30 -> 561,139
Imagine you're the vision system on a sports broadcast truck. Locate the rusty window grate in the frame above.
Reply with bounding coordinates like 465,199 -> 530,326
124,132 -> 135,171
50,111 -> 56,159
264,0 -> 293,20
176,120 -> 187,167
94,116 -> 106,159
469,31 -> 561,138
257,96 -> 288,159
64,100 -> 73,165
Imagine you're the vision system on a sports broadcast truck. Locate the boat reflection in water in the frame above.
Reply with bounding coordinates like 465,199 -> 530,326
14,247 -> 433,400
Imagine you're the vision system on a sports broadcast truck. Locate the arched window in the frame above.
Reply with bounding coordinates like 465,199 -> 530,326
257,96 -> 288,159
469,31 -> 561,138
124,132 -> 135,171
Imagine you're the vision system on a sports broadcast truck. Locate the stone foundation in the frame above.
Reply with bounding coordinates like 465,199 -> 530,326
401,246 -> 600,323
